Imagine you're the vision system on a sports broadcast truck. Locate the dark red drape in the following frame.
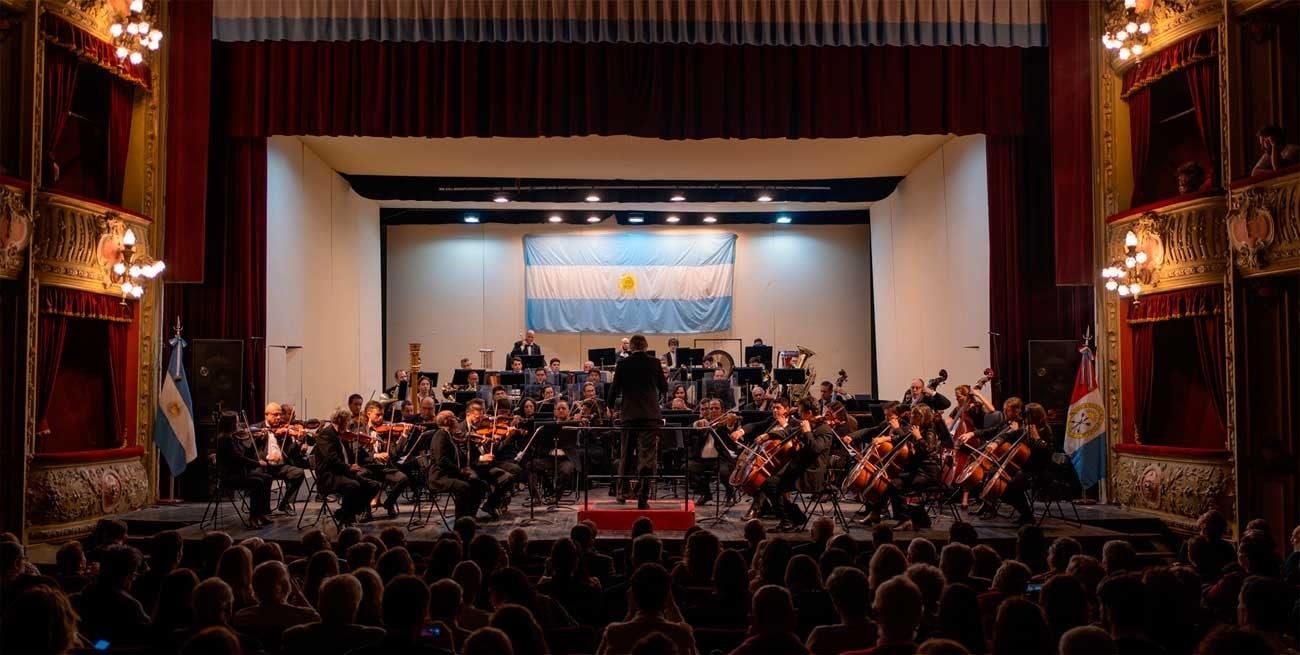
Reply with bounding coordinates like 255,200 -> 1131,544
216,40 -> 1028,139
1120,29 -> 1217,99
1192,305 -> 1227,428
105,319 -> 128,443
1185,61 -> 1222,187
37,287 -> 133,435
164,0 -> 212,283
1130,321 -> 1156,438
987,136 -> 1029,395
106,78 -> 134,205
35,313 -> 68,434
39,12 -> 151,90
42,45 -> 79,183
1047,0 -> 1093,286
165,137 -> 267,415
1128,88 -> 1153,207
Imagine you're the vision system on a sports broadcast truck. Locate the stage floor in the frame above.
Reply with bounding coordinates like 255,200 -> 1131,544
105,491 -> 1178,559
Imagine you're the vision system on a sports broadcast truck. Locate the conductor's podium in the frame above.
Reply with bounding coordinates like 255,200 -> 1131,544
576,499 -> 697,532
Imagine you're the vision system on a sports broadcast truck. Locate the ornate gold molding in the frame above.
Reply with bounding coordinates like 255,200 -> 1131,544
0,181 -> 32,279
1227,171 -> 1300,275
32,191 -> 154,295
1111,451 -> 1234,526
1105,196 -> 1230,291
1109,0 -> 1224,75
25,456 -> 149,541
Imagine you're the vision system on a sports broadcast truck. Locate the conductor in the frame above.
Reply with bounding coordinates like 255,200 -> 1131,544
606,334 -> 668,509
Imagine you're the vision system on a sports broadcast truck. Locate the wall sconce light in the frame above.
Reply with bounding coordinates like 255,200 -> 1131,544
1100,229 -> 1154,301
1101,0 -> 1152,63
109,227 -> 165,302
110,0 -> 163,66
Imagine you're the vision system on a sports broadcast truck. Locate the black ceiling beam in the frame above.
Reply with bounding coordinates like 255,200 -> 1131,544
345,175 -> 902,204
381,208 -> 869,226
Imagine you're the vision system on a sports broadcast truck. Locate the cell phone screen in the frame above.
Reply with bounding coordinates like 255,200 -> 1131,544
94,640 -> 111,651
421,625 -> 443,638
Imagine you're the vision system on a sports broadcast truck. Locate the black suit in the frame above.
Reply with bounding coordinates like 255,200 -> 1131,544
760,420 -> 835,525
607,350 -> 669,501
216,432 -> 273,518
511,340 -> 542,358
428,428 -> 487,518
312,424 -> 381,521
902,389 -> 952,412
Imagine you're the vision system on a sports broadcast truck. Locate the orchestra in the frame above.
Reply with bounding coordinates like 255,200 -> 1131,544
230,333 -> 1074,536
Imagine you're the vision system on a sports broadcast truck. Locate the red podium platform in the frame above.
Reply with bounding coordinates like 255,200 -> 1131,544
576,499 -> 697,532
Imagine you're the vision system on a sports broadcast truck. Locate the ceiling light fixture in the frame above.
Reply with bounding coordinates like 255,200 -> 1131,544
585,192 -> 601,202
666,215 -> 680,223
670,193 -> 686,202
703,216 -> 717,224
775,215 -> 792,224
628,216 -> 644,224
464,215 -> 480,223
757,193 -> 773,203
586,216 -> 601,223
493,194 -> 510,203
548,215 -> 563,223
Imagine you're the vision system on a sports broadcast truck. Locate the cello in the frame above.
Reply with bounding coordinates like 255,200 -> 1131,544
942,369 -> 995,486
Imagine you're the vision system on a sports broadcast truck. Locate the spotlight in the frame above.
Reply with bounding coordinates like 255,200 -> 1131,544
585,193 -> 601,202
628,216 -> 644,224
703,216 -> 717,224
775,215 -> 792,224
493,194 -> 510,203
757,193 -> 773,202
464,215 -> 480,223
587,216 -> 601,223
670,193 -> 686,202
548,215 -> 563,223
665,216 -> 680,223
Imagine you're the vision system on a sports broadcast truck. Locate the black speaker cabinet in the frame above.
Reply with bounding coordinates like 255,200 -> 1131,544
1027,340 -> 1080,424
190,339 -> 244,423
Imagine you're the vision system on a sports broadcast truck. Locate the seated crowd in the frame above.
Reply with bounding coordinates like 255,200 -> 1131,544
1,510 -> 1297,655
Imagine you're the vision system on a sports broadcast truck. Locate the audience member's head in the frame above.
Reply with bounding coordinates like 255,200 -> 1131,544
972,545 -> 1001,580
488,567 -> 535,610
809,517 -> 835,545
99,544 -> 144,591
940,543 -> 974,584
55,541 -> 85,577
1,541 -> 25,580
906,564 -> 946,616
1237,575 -> 1289,638
713,548 -> 750,598
751,584 -> 797,635
428,579 -> 463,622
301,529 -> 328,556
251,560 -> 292,605
507,528 -> 529,556
180,626 -> 240,655
1096,573 -> 1145,636
908,538 -> 939,566
377,547 -> 416,583
2,585 -> 79,654
991,560 -> 1032,595
381,575 -> 430,637
252,541 -> 283,565
872,524 -> 896,548
337,527 -> 364,555
949,522 -> 979,547
1194,626 -> 1274,655
464,627 -> 513,655
819,549 -> 852,582
992,597 -> 1050,654
569,523 -> 596,552
874,576 -> 924,644
784,554 -> 822,592
454,516 -> 479,547
470,534 -> 505,578
1040,574 -> 1089,639
1047,537 -> 1083,575
743,519 -> 766,549
149,530 -> 185,571
758,538 -> 793,587
490,604 -> 548,655
346,542 -> 378,571
1236,532 -> 1277,576
869,544 -> 908,590
1197,510 -> 1230,540
426,537 -> 463,583
1066,555 -> 1105,601
826,567 -> 871,623
192,577 -> 235,627
827,533 -> 857,557
1101,540 -> 1138,575
684,529 -> 721,581
916,638 -> 973,655
304,550 -> 341,604
318,574 -> 363,625
1015,525 -> 1048,573
154,568 -> 199,627
91,518 -> 129,549
545,537 -> 581,580
631,631 -> 680,655
629,563 -> 672,616
216,545 -> 254,604
452,560 -> 483,607
1058,625 -> 1116,655
631,516 -> 655,540
936,583 -> 984,655
379,526 -> 406,550
632,534 -> 664,568
353,567 -> 384,625
200,532 -> 233,577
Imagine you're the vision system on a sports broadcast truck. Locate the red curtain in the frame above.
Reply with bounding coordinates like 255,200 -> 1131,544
164,0 -> 212,283
105,320 -> 129,444
1120,29 -> 1217,99
1129,322 -> 1156,438
39,12 -> 151,90
42,45 -> 79,183
216,40 -> 1028,139
35,314 -> 68,434
37,287 -> 133,435
1047,0 -> 1093,286
1192,307 -> 1227,428
987,136 -> 1029,395
1127,286 -> 1225,435
1128,87 -> 1153,207
106,78 -> 134,205
1185,61 -> 1221,187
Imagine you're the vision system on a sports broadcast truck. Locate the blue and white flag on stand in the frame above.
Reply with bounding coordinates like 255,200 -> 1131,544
154,336 -> 197,476
1065,343 -> 1106,490
524,233 -> 735,333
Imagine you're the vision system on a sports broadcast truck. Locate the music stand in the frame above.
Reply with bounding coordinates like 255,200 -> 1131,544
587,348 -> 618,367
684,367 -> 711,381
519,355 -> 545,370
451,369 -> 486,386
677,348 -> 705,367
743,345 -> 773,369
734,366 -> 764,405
417,372 -> 438,387
498,372 -> 525,387
454,390 -> 479,405
773,368 -> 806,388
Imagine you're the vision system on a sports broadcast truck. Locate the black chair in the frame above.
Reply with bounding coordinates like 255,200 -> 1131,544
296,455 -> 343,531
199,450 -> 250,530
1031,474 -> 1082,526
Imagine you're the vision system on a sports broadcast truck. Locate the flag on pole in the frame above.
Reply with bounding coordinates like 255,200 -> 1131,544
154,335 -> 197,476
1064,343 -> 1106,489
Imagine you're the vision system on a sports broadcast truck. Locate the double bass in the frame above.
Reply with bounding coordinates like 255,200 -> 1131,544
942,369 -> 995,486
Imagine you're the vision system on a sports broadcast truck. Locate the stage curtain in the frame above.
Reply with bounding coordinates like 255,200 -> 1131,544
1126,285 -> 1222,323
1127,87 -> 1153,207
42,45 -> 79,184
1185,61 -> 1221,187
1047,0 -> 1093,286
106,78 -> 134,205
1192,304 -> 1226,428
164,0 -> 213,283
164,137 -> 267,416
1129,321 -> 1156,439
1120,29 -> 1217,99
216,40 -> 1028,139
987,136 -> 1028,395
35,313 -> 68,435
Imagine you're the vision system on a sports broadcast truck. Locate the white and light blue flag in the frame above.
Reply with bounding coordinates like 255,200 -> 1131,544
154,335 -> 198,476
524,233 -> 735,333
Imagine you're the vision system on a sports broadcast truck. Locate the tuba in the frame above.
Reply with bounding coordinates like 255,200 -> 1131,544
790,346 -> 816,401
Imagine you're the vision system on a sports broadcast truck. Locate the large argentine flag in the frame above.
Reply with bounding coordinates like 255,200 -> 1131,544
154,336 -> 198,476
525,233 -> 735,333
1064,345 -> 1106,489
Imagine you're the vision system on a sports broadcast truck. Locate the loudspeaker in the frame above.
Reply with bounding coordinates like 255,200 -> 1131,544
190,339 -> 244,423
1028,340 -> 1080,424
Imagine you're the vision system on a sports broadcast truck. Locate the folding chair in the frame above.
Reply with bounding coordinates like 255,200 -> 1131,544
199,453 -> 250,530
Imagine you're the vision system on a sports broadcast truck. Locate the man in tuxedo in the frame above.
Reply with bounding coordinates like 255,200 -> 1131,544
741,386 -> 772,412
313,408 -> 382,526
664,337 -> 680,368
607,334 -> 668,509
511,330 -> 542,358
902,377 -> 952,411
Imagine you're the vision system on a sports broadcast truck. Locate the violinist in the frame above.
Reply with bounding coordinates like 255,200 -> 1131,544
760,396 -> 835,532
360,401 -> 412,519
528,400 -> 579,497
313,408 -> 382,527
689,399 -> 737,505
388,399 -> 437,481
249,402 -> 307,513
428,410 -> 488,519
579,382 -> 607,417
346,394 -> 365,431
487,387 -> 528,466
860,404 -> 953,530
987,402 -> 1054,525
664,383 -> 693,411
461,398 -> 519,520
215,411 -> 274,528
902,378 -> 952,411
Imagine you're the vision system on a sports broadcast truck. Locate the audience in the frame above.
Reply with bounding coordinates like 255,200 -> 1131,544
5,512 -> 1297,655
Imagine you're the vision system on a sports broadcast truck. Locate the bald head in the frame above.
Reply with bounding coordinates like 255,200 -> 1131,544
265,402 -> 284,426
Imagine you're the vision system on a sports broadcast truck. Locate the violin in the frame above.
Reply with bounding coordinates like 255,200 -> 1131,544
372,422 -> 415,436
339,430 -> 377,446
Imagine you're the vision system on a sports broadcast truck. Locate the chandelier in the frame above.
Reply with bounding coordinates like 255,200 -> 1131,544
1101,0 -> 1152,63
1100,230 -> 1151,300
110,228 -> 165,301
108,0 -> 162,66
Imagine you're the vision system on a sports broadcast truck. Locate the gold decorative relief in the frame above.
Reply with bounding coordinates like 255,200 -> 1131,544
32,192 -> 152,295
0,182 -> 31,279
1226,189 -> 1275,269
1228,171 -> 1300,275
1109,0 -> 1223,74
1111,453 -> 1235,526
1106,196 -> 1230,291
25,456 -> 149,541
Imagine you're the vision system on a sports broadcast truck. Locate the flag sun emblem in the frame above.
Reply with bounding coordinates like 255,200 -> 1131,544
166,401 -> 184,418
618,273 -> 637,294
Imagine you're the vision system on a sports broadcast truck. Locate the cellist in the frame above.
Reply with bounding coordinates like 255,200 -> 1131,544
986,403 -> 1054,526
758,396 -> 835,533
860,404 -> 952,530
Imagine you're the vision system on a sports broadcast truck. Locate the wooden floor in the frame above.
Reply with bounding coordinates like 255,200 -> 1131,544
108,484 -> 1176,557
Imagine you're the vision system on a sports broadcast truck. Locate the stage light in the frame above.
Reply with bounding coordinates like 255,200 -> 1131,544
703,216 -> 717,224
628,216 -> 644,223
757,193 -> 773,202
585,193 -> 601,202
464,215 -> 480,223
670,193 -> 686,202
494,194 -> 510,203
587,216 -> 601,223
548,215 -> 563,223
666,216 -> 680,223
776,215 -> 792,224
